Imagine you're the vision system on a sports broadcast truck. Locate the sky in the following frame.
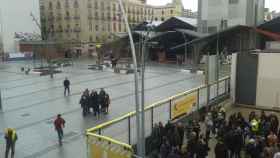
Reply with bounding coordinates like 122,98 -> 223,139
0,0 -> 280,52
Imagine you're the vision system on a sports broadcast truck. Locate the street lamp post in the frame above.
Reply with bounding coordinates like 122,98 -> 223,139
118,0 -> 143,157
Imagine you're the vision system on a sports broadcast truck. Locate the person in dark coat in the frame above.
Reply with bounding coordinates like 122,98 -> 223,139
195,138 -> 209,158
91,91 -> 100,116
245,139 -> 261,158
232,127 -> 243,158
104,93 -> 110,114
99,88 -> 106,113
215,139 -> 227,158
79,94 -> 88,116
167,147 -> 180,158
160,138 -> 171,158
63,77 -> 70,96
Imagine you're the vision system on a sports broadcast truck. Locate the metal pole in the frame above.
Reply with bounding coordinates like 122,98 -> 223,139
118,0 -> 141,156
206,52 -> 210,106
0,8 -> 4,60
0,89 -> 2,111
141,36 -> 146,156
216,24 -> 220,97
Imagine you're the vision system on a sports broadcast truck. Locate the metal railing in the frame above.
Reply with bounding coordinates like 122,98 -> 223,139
87,76 -> 230,148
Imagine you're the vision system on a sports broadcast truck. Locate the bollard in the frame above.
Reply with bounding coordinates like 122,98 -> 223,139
0,89 -> 2,111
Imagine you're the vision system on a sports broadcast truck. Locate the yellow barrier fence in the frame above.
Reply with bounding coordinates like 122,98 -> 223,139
86,76 -> 230,158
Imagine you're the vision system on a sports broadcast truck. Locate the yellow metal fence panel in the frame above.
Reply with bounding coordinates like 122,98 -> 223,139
88,134 -> 133,158
171,92 -> 197,120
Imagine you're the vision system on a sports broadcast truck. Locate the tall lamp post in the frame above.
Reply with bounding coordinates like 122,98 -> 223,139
118,0 -> 143,157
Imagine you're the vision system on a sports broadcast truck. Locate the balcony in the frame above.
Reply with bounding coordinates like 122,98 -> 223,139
74,16 -> 80,20
73,28 -> 81,32
64,16 -> 71,20
65,29 -> 71,33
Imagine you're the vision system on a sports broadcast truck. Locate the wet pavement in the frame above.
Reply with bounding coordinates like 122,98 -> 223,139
0,59 -> 229,158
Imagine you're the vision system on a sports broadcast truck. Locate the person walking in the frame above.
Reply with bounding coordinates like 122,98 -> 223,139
54,114 -> 66,146
99,88 -> 106,113
63,77 -> 70,96
104,93 -> 110,114
80,93 -> 88,116
4,128 -> 17,158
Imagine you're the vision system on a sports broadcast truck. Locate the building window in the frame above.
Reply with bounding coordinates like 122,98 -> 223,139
89,36 -> 93,42
101,2 -> 104,10
155,17 -> 158,21
229,0 -> 238,4
107,13 -> 111,20
96,36 -> 100,42
170,10 -> 173,14
108,24 -> 111,32
56,2 -> 61,9
161,17 -> 165,21
113,23 -> 116,32
95,12 -> 99,19
95,25 -> 99,31
101,13 -> 105,20
95,1 -> 98,9
65,0 -> 69,8
66,24 -> 71,33
113,3 -> 116,11
118,23 -> 121,32
74,0 -> 79,8
88,2 -> 92,8
162,10 -> 164,15
89,22 -> 93,31
49,2 -> 53,9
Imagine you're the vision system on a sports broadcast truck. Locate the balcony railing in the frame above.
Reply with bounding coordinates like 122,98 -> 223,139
64,16 -> 71,20
73,28 -> 81,32
74,16 -> 80,20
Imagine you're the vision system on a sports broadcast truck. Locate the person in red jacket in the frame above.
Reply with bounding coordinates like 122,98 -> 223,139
54,114 -> 65,146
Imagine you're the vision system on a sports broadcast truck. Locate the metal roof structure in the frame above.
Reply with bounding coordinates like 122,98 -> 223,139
171,25 -> 252,52
155,16 -> 197,32
258,16 -> 280,33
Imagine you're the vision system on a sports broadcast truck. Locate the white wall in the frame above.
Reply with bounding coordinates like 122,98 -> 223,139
256,53 -> 280,108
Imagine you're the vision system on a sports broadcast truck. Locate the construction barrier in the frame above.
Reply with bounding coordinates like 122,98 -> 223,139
87,76 -> 230,157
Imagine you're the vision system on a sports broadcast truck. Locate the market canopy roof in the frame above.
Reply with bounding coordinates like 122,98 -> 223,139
155,16 -> 197,32
171,25 -> 252,52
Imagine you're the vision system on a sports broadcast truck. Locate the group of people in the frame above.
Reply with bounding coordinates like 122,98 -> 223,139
149,105 -> 280,158
79,88 -> 110,116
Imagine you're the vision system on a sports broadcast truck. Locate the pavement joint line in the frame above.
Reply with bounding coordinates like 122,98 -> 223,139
1,70 -> 174,112
1,69 -> 109,90
1,73 -> 201,135
0,62 -> 103,84
2,73 -> 117,100
2,68 -> 182,99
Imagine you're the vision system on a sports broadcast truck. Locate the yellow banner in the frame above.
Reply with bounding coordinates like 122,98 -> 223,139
171,93 -> 197,119
88,135 -> 132,158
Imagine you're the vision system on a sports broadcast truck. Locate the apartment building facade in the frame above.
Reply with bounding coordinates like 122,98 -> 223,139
198,0 -> 265,33
39,0 -> 184,52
